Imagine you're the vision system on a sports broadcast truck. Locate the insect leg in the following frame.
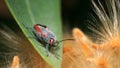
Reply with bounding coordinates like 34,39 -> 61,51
45,44 -> 49,56
24,26 -> 33,30
20,22 -> 33,29
22,24 -> 36,39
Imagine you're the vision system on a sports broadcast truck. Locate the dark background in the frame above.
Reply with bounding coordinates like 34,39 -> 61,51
62,0 -> 92,33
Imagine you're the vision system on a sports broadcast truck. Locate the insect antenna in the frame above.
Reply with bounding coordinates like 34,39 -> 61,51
55,39 -> 75,45
58,39 -> 75,43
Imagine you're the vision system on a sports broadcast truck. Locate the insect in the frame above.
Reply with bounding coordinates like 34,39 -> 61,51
32,24 -> 74,56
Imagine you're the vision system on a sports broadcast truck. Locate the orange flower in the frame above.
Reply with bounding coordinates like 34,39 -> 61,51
10,56 -> 19,68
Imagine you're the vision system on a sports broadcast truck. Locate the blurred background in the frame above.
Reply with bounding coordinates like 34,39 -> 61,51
62,0 -> 92,35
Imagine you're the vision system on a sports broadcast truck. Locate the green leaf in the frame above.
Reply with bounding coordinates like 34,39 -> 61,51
5,0 -> 62,68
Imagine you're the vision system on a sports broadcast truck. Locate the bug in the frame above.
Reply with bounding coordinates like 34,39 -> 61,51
32,24 -> 74,56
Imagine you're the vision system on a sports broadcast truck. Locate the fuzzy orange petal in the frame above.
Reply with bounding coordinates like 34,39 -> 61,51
10,56 -> 19,68
73,28 -> 93,57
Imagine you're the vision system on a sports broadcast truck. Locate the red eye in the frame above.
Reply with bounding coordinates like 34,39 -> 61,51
50,38 -> 54,44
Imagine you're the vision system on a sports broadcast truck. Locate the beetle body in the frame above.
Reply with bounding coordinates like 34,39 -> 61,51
33,24 -> 57,45
33,24 -> 58,56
